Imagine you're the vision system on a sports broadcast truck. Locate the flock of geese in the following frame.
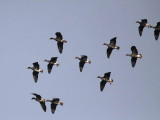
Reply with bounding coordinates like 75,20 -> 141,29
27,19 -> 160,114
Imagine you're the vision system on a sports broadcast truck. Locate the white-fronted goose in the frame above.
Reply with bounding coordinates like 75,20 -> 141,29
44,57 -> 60,74
49,32 -> 67,54
27,62 -> 43,83
126,46 -> 142,67
31,93 -> 46,112
151,22 -> 160,40
103,37 -> 120,58
75,55 -> 91,72
136,19 -> 151,36
97,72 -> 113,91
46,98 -> 63,114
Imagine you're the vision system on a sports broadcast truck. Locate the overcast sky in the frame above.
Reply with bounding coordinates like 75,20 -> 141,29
0,0 -> 160,120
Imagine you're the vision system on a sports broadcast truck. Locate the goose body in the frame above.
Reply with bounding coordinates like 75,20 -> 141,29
97,72 -> 113,91
27,62 -> 43,83
75,55 -> 91,72
103,37 -> 120,58
126,46 -> 142,67
151,22 -> 160,40
44,57 -> 59,74
49,32 -> 67,54
136,19 -> 151,36
46,98 -> 63,114
31,93 -> 46,112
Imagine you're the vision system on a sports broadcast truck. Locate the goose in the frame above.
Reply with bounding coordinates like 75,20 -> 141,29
31,93 -> 46,112
151,22 -> 160,40
44,57 -> 60,74
27,62 -> 43,83
46,98 -> 63,114
103,37 -> 120,58
75,55 -> 91,72
136,19 -> 151,36
49,32 -> 67,54
97,72 -> 113,91
126,46 -> 142,67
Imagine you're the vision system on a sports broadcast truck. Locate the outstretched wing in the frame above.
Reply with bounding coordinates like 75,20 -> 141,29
51,103 -> 57,114
138,25 -> 144,36
79,61 -> 85,72
100,80 -> 107,91
104,72 -> 111,79
32,93 -> 41,99
40,102 -> 46,112
107,48 -> 113,58
156,22 -> 160,27
33,62 -> 39,69
57,42 -> 63,54
142,19 -> 147,23
47,63 -> 53,74
110,37 -> 116,46
154,30 -> 160,40
131,57 -> 137,67
33,71 -> 39,83
81,55 -> 87,61
55,32 -> 63,40
131,46 -> 138,54
51,57 -> 58,62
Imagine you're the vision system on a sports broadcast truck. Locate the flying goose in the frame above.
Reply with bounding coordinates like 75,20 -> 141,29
75,55 -> 91,72
27,62 -> 43,83
44,57 -> 60,74
103,37 -> 120,58
97,72 -> 113,91
136,19 -> 151,36
49,32 -> 67,54
46,98 -> 63,114
126,46 -> 142,67
31,93 -> 46,112
151,22 -> 160,40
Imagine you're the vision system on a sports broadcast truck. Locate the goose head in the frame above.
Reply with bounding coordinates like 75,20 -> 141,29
103,43 -> 108,46
125,54 -> 131,57
97,76 -> 101,78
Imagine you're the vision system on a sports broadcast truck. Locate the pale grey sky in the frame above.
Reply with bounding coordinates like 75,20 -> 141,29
0,0 -> 160,120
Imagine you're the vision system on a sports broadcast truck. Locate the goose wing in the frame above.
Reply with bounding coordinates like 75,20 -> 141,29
51,57 -> 58,62
131,57 -> 137,67
33,71 -> 39,83
110,37 -> 117,46
50,98 -> 60,114
47,63 -> 53,74
154,30 -> 160,40
157,22 -> 160,27
55,32 -> 63,40
40,101 -> 46,112
81,55 -> 87,61
138,25 -> 144,36
107,48 -> 113,58
33,62 -> 39,69
79,61 -> 85,72
100,80 -> 107,91
51,102 -> 57,114
131,46 -> 138,54
32,93 -> 42,99
57,42 -> 63,54
142,19 -> 147,23
104,72 -> 111,79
